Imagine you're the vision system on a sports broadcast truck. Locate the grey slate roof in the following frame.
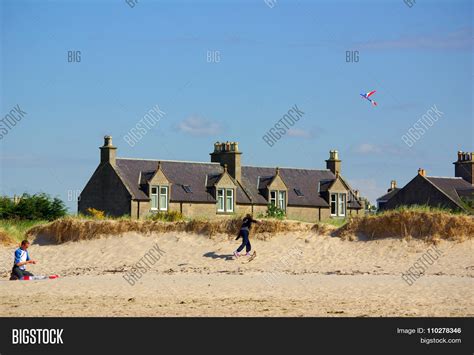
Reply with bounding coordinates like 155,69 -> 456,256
241,166 -> 335,207
115,158 -> 362,208
115,159 -> 229,202
376,188 -> 400,202
426,177 -> 474,207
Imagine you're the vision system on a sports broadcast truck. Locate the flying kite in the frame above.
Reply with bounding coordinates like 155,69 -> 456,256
360,90 -> 377,107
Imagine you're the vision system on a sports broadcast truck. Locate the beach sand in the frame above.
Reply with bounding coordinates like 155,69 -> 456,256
0,232 -> 472,317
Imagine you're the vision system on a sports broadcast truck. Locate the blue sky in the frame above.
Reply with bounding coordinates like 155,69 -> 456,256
0,0 -> 472,211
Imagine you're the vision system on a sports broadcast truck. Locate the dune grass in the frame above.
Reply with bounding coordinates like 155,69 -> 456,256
320,218 -> 348,228
26,215 -> 322,243
14,205 -> 474,245
0,219 -> 48,245
337,206 -> 474,243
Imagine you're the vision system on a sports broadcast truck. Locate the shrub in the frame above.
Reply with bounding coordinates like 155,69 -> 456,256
0,193 -> 67,221
86,208 -> 105,220
266,204 -> 286,220
148,210 -> 184,222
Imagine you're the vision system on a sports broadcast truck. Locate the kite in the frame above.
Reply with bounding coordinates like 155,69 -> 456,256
360,90 -> 377,107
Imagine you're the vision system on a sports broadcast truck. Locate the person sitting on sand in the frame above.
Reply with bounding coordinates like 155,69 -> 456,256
10,240 -> 36,280
234,214 -> 260,258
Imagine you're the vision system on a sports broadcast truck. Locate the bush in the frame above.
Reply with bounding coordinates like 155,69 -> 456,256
86,208 -> 105,220
148,210 -> 184,222
266,204 -> 286,220
0,193 -> 67,221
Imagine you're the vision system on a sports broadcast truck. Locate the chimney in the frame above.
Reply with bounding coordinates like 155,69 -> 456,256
389,180 -> 397,191
418,168 -> 426,177
210,141 -> 242,182
326,150 -> 341,175
100,135 -> 117,165
454,150 -> 474,185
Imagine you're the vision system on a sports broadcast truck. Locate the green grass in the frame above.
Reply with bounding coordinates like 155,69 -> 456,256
0,220 -> 48,243
319,218 -> 348,228
379,204 -> 469,215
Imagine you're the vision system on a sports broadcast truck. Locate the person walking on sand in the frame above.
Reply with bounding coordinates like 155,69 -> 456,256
10,240 -> 37,280
234,214 -> 260,258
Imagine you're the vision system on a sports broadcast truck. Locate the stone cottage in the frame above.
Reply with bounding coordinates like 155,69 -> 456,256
377,151 -> 474,212
78,136 -> 363,221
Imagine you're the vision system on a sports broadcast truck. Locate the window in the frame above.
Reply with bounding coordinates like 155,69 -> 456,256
182,185 -> 192,193
330,193 -> 337,216
217,188 -> 234,213
270,191 -> 277,206
294,188 -> 304,197
338,193 -> 346,216
217,189 -> 225,212
159,186 -> 168,211
278,191 -> 286,211
226,189 -> 234,212
330,193 -> 346,217
151,186 -> 159,210
270,190 -> 287,212
151,185 -> 168,211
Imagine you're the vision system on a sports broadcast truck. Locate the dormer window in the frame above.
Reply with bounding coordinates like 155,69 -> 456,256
330,193 -> 346,217
217,188 -> 234,213
151,185 -> 168,211
270,190 -> 286,211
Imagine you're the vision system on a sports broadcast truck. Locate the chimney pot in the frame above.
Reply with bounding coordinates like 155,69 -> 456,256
454,149 -> 473,185
329,150 -> 339,160
390,180 -> 397,190
418,168 -> 426,177
104,135 -> 113,147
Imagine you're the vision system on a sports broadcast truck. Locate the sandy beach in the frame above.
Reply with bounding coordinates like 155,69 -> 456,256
0,232 -> 472,317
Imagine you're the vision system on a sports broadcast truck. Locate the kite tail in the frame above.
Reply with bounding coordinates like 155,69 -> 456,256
372,101 -> 377,107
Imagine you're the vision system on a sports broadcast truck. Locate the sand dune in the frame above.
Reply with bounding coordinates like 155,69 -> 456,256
0,232 -> 472,316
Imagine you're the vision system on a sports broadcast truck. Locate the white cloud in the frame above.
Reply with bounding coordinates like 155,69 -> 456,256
354,143 -> 382,154
287,128 -> 312,139
177,115 -> 222,136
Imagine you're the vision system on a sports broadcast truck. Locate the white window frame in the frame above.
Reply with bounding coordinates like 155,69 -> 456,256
330,193 -> 337,216
159,186 -> 168,211
270,190 -> 277,207
278,191 -> 286,211
338,193 -> 346,216
151,186 -> 159,210
217,188 -> 225,212
330,193 -> 347,217
225,188 -> 234,212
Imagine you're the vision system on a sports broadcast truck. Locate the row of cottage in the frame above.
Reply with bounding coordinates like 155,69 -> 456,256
78,136 -> 473,220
